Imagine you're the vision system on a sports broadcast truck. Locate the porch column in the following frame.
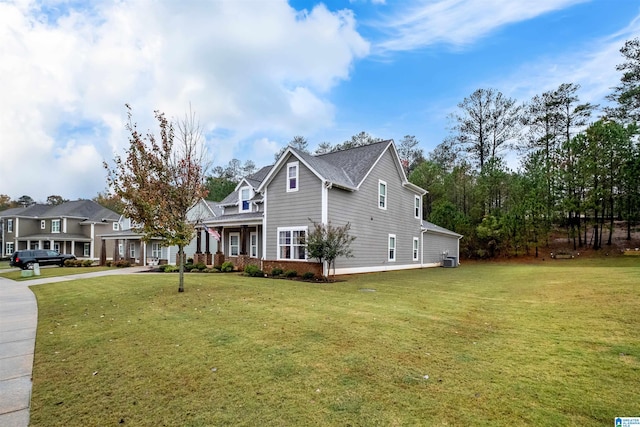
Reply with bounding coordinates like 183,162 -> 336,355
216,227 -> 223,253
113,239 -> 119,261
205,231 -> 211,254
100,239 -> 107,266
240,225 -> 247,255
196,229 -> 202,254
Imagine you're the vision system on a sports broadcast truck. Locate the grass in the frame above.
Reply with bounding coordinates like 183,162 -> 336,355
0,260 -> 9,269
0,266 -> 113,281
29,258 -> 640,426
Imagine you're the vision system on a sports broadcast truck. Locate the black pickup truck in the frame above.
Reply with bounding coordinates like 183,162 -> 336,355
9,250 -> 76,270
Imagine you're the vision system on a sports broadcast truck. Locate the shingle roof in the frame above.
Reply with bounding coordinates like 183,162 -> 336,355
315,140 -> 391,188
268,140 -> 398,192
0,200 -> 120,222
421,220 -> 463,238
245,165 -> 272,188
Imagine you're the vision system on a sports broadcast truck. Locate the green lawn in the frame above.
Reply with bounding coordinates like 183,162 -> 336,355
29,258 -> 640,426
0,266 -> 113,281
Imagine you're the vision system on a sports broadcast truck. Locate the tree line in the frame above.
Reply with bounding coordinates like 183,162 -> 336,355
410,38 -> 640,258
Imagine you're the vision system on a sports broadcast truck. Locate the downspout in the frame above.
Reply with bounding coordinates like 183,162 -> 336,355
262,188 -> 268,264
90,223 -> 95,259
321,181 -> 331,277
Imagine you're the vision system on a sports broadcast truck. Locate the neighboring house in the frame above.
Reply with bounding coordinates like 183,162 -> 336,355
188,140 -> 462,275
98,217 -> 180,266
0,200 -> 121,260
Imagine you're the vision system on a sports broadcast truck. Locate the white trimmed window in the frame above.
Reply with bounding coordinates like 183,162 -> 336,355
51,219 -> 61,233
113,222 -> 120,231
6,242 -> 14,255
413,237 -> 419,261
40,220 -> 46,229
388,234 -> 396,262
278,227 -> 307,260
415,195 -> 421,219
250,232 -> 258,258
152,243 -> 161,258
287,161 -> 299,192
239,186 -> 251,213
7,219 -> 13,232
379,180 -> 387,209
84,243 -> 91,257
118,243 -> 124,256
229,232 -> 240,256
129,244 -> 135,258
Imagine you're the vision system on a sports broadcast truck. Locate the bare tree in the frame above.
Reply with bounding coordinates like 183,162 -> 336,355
105,105 -> 209,292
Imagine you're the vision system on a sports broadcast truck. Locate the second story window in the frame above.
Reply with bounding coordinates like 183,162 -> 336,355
379,180 -> 387,210
287,161 -> 299,192
7,219 -> 13,232
113,222 -> 120,231
415,195 -> 421,219
51,219 -> 61,233
40,220 -> 46,230
240,187 -> 251,213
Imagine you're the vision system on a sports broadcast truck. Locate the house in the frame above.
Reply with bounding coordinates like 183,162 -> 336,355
188,140 -> 462,275
0,200 -> 121,260
98,199 -> 223,267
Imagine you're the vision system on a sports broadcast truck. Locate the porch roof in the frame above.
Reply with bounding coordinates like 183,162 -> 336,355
206,211 -> 263,226
17,233 -> 92,242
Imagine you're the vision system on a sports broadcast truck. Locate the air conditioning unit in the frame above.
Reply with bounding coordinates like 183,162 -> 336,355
442,258 -> 455,268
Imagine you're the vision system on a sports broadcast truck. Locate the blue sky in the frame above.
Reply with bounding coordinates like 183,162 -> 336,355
1,0 -> 639,202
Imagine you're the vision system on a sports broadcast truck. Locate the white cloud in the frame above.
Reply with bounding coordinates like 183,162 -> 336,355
0,0 -> 369,201
374,0 -> 589,53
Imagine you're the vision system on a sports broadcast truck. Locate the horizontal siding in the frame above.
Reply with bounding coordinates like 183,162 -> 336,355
265,154 -> 322,260
423,233 -> 459,264
328,149 -> 422,270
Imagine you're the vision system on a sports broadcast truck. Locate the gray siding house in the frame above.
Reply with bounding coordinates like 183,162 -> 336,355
189,140 -> 462,275
0,200 -> 121,260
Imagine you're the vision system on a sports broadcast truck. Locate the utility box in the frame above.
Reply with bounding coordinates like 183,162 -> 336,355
33,263 -> 41,276
442,258 -> 455,268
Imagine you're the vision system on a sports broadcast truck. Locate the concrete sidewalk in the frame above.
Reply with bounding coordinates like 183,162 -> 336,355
0,266 -> 152,427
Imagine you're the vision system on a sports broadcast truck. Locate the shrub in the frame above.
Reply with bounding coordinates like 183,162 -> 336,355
244,264 -> 264,277
82,259 -> 93,267
220,261 -> 234,272
162,265 -> 178,273
190,268 -> 200,273
302,272 -> 315,280
203,268 -> 217,273
114,260 -> 131,268
183,263 -> 194,271
195,262 -> 207,271
271,267 -> 283,277
105,260 -> 112,267
64,259 -> 75,267
284,270 -> 298,278
187,257 -> 194,264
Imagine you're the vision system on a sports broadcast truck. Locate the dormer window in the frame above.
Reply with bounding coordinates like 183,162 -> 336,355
239,186 -> 251,213
287,161 -> 299,192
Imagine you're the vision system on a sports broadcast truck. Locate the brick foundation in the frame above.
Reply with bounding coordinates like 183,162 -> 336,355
213,253 -> 225,268
262,260 -> 323,277
194,253 -> 212,266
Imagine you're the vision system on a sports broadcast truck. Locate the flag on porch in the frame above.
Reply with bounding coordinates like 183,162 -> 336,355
203,223 -> 220,241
